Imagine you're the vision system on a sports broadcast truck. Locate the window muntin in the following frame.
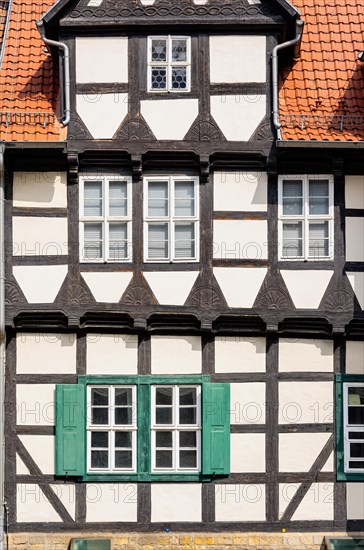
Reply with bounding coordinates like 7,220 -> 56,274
151,385 -> 201,473
80,175 -> 132,262
87,385 -> 137,473
278,175 -> 334,260
148,36 -> 191,92
144,177 -> 199,262
344,383 -> 364,473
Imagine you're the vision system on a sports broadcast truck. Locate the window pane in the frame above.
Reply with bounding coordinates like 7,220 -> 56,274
174,223 -> 195,258
309,180 -> 329,215
179,387 -> 197,406
350,443 -> 364,458
148,181 -> 169,217
179,450 -> 197,468
115,450 -> 132,468
151,39 -> 167,61
156,387 -> 173,405
109,223 -> 128,260
309,222 -> 329,257
115,431 -> 132,448
84,223 -> 103,260
156,450 -> 173,468
349,408 -> 364,425
91,431 -> 109,448
349,432 -> 364,439
348,387 -> 364,405
148,224 -> 169,259
172,67 -> 187,90
179,407 -> 197,425
282,222 -> 303,258
156,431 -> 173,447
91,450 -> 108,468
84,181 -> 102,216
282,180 -> 302,215
349,461 -> 364,469
109,181 -> 127,217
115,407 -> 133,425
174,181 -> 195,216
156,408 -> 173,425
180,431 -> 196,447
92,388 -> 109,406
172,39 -> 187,62
115,387 -> 133,406
92,408 -> 109,425
151,67 -> 167,90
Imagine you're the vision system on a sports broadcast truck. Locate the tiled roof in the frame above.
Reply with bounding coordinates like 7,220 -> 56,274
0,0 -> 66,142
280,0 -> 364,141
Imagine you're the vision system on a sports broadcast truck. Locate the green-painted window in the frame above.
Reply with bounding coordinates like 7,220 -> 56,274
56,376 -> 230,482
336,374 -> 364,481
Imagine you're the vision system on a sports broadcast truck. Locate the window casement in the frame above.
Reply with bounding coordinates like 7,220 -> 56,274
144,176 -> 199,262
55,377 -> 229,482
79,174 -> 132,263
148,36 -> 191,92
278,175 -> 334,260
336,375 -> 364,481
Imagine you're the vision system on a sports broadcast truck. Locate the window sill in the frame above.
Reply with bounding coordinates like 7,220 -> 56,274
72,473 -> 216,483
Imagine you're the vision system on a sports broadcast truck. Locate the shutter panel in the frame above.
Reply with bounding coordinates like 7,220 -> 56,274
202,383 -> 230,475
55,384 -> 85,476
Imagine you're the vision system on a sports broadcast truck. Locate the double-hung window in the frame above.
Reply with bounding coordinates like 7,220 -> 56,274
148,36 -> 191,92
144,177 -> 199,262
80,174 -> 132,262
278,175 -> 334,260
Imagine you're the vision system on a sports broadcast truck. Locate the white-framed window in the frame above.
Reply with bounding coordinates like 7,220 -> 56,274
79,174 -> 132,262
87,385 -> 137,473
147,36 -> 191,92
144,176 -> 199,262
278,175 -> 334,260
151,385 -> 201,473
343,382 -> 364,473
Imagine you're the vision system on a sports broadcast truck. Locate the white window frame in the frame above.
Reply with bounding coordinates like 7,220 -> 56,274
143,176 -> 199,262
278,174 -> 334,261
151,385 -> 201,473
79,174 -> 132,263
87,385 -> 137,473
147,35 -> 191,93
343,382 -> 364,474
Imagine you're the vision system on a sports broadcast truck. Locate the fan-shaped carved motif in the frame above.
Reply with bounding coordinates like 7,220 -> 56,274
115,118 -> 156,141
5,281 -> 27,304
185,118 -> 224,142
121,285 -> 158,306
56,277 -> 95,305
321,290 -> 354,312
186,285 -> 226,308
68,116 -> 93,140
258,288 -> 292,310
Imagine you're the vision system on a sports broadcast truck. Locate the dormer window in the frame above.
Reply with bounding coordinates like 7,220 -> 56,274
148,36 -> 191,92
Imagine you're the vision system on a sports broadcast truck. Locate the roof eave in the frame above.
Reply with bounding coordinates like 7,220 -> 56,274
277,139 -> 364,149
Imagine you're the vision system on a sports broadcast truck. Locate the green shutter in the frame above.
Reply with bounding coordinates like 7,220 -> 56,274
55,384 -> 85,476
202,382 -> 230,475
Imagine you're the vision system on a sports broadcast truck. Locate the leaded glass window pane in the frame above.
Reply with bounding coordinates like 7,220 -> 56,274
151,67 -> 167,90
172,39 -> 187,62
151,39 -> 167,62
172,67 -> 187,89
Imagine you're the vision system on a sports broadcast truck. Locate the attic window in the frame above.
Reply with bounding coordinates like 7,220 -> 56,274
148,36 -> 191,92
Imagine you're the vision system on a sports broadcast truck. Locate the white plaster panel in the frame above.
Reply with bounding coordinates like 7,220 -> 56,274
13,265 -> 67,303
17,484 -> 61,522
230,383 -> 265,425
16,385 -> 55,426
347,483 -> 364,520
278,382 -> 333,425
86,484 -> 137,522
17,333 -> 76,374
19,435 -> 55,475
141,99 -> 198,140
86,334 -> 138,374
215,484 -> 265,521
13,217 -> 68,256
151,335 -> 202,374
77,93 -> 128,139
211,95 -> 266,141
210,36 -> 266,83
13,172 -> 67,208
345,176 -> 364,209
213,267 -> 267,308
215,336 -> 266,373
279,483 -> 334,521
280,270 -> 334,309
76,37 -> 128,83
346,217 -> 364,261
347,272 -> 364,310
346,341 -> 364,374
213,171 -> 267,212
279,433 -> 332,472
322,452 -> 334,472
279,339 -> 333,372
50,484 -> 75,520
231,434 -> 265,473
151,484 -> 201,522
213,220 -> 268,260
81,272 -> 133,303
16,455 -> 30,475
144,271 -> 199,305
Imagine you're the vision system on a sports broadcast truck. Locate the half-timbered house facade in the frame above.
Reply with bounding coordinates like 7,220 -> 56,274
0,0 -> 363,547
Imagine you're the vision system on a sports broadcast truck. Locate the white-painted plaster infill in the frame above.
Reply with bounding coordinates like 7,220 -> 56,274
211,94 -> 266,141
347,272 -> 364,310
81,271 -> 133,303
280,270 -> 334,309
213,267 -> 267,308
13,172 -> 67,208
13,265 -> 67,303
76,93 -> 128,139
210,36 -> 266,84
141,99 -> 198,140
213,171 -> 268,212
76,37 -> 128,83
144,271 -> 199,305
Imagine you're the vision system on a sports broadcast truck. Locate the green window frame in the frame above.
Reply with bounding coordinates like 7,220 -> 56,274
56,375 -> 230,482
335,374 -> 364,481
